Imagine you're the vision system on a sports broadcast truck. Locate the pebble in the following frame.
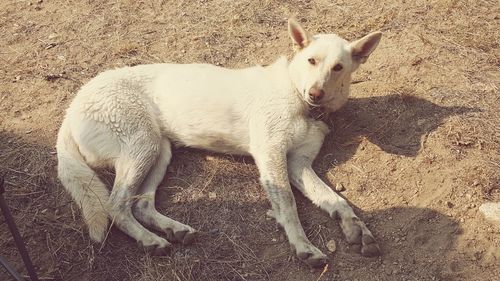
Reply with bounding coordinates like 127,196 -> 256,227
335,182 -> 346,192
479,202 -> 500,224
208,228 -> 219,234
326,239 -> 337,252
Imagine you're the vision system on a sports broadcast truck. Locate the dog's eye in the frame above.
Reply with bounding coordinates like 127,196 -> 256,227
332,63 -> 343,71
308,58 -> 316,65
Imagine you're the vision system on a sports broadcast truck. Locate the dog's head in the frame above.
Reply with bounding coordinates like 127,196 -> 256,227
287,18 -> 382,113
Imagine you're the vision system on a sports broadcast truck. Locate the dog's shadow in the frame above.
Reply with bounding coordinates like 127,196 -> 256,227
318,93 -> 476,167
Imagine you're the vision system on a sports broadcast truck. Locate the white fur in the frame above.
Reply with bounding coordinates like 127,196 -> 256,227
57,18 -> 382,266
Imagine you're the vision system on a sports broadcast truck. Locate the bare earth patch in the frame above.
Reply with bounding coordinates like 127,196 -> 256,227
0,0 -> 499,280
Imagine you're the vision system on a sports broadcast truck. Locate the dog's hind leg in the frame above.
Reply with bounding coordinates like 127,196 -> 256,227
287,121 -> 381,257
108,142 -> 172,255
132,138 -> 198,245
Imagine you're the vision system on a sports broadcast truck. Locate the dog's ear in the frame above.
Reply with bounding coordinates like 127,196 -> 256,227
288,18 -> 309,49
350,31 -> 382,63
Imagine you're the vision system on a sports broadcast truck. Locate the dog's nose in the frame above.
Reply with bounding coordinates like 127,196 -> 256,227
309,88 -> 325,102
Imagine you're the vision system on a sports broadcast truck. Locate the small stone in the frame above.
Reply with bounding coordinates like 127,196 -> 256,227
208,192 -> 217,199
326,239 -> 337,253
335,182 -> 346,192
479,202 -> 500,224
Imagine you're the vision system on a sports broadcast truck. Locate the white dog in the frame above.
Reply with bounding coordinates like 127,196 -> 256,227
57,18 -> 382,267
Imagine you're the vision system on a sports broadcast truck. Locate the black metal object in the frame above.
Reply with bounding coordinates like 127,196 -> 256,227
0,176 -> 39,281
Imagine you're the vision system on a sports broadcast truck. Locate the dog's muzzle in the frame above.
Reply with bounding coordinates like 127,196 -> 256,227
309,88 -> 325,103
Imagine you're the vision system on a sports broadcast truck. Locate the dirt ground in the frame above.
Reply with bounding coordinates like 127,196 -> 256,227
1,0 -> 499,280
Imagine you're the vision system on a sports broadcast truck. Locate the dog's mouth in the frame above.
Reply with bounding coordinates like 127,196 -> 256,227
304,95 -> 335,109
305,99 -> 322,108
308,106 -> 328,120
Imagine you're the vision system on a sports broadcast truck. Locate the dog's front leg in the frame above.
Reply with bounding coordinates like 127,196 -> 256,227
287,122 -> 381,257
252,149 -> 327,267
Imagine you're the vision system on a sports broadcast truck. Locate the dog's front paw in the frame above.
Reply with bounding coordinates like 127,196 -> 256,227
341,217 -> 381,257
294,243 -> 328,268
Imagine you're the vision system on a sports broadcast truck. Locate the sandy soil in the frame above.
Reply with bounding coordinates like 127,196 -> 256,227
1,0 -> 499,280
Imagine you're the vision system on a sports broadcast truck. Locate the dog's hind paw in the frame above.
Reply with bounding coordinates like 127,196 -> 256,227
165,227 -> 198,245
361,234 -> 381,257
139,239 -> 172,256
175,229 -> 198,245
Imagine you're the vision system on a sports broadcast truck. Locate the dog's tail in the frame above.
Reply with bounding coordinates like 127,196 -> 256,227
56,119 -> 109,242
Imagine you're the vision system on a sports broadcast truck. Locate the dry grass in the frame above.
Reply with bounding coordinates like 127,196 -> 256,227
1,0 -> 499,280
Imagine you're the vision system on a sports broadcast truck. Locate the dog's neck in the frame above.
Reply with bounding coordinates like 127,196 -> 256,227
308,106 -> 329,121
